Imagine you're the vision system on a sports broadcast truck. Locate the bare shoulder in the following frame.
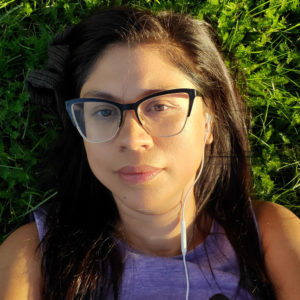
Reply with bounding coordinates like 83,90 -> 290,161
252,200 -> 300,299
252,200 -> 300,249
0,222 -> 43,300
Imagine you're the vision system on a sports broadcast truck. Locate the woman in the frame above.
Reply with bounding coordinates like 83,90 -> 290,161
0,6 -> 299,300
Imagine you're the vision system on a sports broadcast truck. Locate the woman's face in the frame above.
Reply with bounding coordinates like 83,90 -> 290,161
81,44 -> 212,215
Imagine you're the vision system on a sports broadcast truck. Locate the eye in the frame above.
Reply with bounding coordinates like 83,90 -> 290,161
89,105 -> 119,121
96,109 -> 113,117
146,101 -> 176,113
152,103 -> 169,111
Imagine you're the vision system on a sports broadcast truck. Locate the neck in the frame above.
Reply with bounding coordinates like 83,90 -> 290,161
115,193 -> 204,257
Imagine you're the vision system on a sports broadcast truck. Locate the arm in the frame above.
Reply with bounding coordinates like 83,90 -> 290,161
0,222 -> 43,300
253,201 -> 300,300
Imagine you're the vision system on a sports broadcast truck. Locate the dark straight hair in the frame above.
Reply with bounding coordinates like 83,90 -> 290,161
26,6 -> 276,300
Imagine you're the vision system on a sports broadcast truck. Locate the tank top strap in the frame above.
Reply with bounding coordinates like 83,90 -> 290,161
32,206 -> 48,244
249,199 -> 263,255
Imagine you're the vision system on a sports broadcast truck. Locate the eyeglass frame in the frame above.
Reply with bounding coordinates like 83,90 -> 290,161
65,88 -> 202,143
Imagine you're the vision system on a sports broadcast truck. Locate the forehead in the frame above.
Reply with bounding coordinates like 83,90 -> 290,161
80,43 -> 195,101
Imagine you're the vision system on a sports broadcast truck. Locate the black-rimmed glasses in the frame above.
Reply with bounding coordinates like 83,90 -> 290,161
65,88 -> 202,143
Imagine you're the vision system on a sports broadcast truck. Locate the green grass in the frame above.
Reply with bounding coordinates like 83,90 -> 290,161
1,0 -> 299,242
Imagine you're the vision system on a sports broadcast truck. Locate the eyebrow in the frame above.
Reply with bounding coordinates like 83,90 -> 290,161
81,89 -> 169,102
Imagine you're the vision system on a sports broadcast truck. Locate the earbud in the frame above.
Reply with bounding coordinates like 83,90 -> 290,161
205,113 -> 211,133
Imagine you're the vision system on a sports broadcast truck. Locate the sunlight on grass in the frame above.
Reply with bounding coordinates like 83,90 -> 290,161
1,0 -> 299,241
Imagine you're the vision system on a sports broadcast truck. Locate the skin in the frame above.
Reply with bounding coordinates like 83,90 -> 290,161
0,44 -> 299,299
81,44 -> 213,256
0,223 -> 42,300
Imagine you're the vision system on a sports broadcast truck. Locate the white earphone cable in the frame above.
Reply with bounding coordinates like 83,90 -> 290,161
181,114 -> 211,300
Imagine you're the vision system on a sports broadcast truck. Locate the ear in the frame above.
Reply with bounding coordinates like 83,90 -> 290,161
205,113 -> 213,144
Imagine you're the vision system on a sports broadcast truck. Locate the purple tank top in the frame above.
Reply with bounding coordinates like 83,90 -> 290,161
33,208 -> 256,300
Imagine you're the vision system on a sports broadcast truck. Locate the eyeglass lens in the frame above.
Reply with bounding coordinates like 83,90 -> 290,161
71,92 -> 190,143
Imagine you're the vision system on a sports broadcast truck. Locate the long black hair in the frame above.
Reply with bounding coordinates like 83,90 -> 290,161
26,6 -> 276,300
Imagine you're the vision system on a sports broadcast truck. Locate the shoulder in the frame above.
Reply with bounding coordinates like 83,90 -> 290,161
0,222 -> 43,300
252,200 -> 300,299
252,200 -> 300,250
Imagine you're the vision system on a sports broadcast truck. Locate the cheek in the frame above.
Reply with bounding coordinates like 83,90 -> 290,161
84,142 -> 113,184
164,121 -> 206,177
178,115 -> 207,169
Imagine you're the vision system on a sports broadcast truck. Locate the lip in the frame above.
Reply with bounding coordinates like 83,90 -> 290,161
117,165 -> 163,184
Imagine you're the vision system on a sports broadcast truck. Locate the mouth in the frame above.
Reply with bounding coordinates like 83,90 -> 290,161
117,165 -> 163,184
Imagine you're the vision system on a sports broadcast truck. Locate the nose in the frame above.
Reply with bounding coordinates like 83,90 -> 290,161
116,110 -> 154,151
